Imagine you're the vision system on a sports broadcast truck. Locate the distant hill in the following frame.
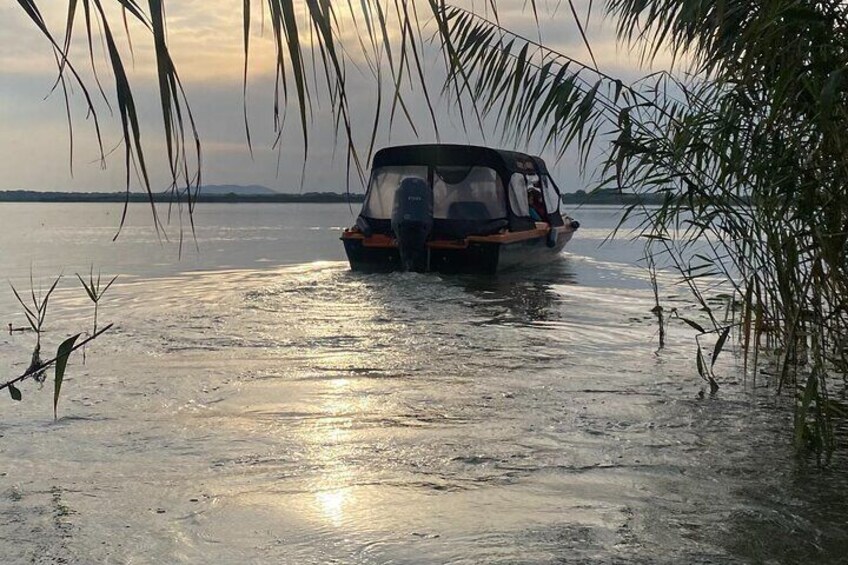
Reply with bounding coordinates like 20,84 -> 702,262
198,184 -> 278,196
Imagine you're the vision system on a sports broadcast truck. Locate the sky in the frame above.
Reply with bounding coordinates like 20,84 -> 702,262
0,1 -> 653,194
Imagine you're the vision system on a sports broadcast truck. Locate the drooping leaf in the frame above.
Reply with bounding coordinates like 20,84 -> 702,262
680,317 -> 706,334
711,325 -> 731,368
9,384 -> 22,402
54,333 -> 81,420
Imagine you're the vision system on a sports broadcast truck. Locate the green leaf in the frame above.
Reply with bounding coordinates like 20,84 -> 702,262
9,384 -> 22,401
794,374 -> 819,450
711,326 -> 731,368
680,317 -> 706,334
821,69 -> 843,113
77,273 -> 97,302
54,333 -> 81,420
101,274 -> 118,295
695,347 -> 706,379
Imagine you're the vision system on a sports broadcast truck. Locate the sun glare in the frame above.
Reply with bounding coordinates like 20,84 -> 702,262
315,488 -> 352,526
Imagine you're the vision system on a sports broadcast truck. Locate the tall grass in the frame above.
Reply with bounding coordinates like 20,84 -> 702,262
603,2 -> 847,459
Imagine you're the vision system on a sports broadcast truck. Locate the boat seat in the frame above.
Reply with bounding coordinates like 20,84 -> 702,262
358,216 -> 393,235
433,217 -> 508,239
446,201 -> 491,220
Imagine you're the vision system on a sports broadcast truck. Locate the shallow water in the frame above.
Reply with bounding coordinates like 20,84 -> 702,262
0,203 -> 846,564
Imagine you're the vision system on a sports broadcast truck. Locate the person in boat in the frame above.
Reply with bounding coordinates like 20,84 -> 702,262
528,186 -> 547,223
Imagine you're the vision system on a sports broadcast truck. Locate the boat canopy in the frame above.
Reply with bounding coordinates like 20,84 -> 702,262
359,144 -> 565,238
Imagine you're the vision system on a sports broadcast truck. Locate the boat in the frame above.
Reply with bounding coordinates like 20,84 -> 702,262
341,144 -> 580,274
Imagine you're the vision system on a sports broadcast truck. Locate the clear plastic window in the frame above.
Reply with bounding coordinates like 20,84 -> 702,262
432,166 -> 506,220
508,173 -> 530,217
361,166 -> 429,219
541,175 -> 561,214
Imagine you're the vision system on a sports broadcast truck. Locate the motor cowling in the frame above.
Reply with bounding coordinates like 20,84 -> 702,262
391,177 -> 433,272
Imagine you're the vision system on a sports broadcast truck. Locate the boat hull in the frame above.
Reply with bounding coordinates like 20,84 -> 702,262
342,225 -> 575,274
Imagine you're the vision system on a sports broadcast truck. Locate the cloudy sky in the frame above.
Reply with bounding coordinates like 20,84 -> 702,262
0,1 -> 649,194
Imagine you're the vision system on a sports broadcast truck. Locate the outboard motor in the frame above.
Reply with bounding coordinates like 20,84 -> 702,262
391,177 -> 433,272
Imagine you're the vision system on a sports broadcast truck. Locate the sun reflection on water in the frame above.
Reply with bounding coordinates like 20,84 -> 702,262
315,488 -> 353,526
309,376 -> 369,527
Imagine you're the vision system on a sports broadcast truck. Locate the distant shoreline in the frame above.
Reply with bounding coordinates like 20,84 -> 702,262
0,190 -> 366,204
0,190 -> 668,206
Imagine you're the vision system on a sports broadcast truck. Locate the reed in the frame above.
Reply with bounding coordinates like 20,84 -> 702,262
77,268 -> 117,336
9,273 -> 61,381
5,274 -> 114,419
77,268 -> 118,363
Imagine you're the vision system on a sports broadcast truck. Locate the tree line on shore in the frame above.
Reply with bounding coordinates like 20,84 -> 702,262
0,190 -> 365,204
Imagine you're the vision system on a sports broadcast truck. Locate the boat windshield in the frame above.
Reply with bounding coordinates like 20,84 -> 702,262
433,166 -> 506,220
361,166 -> 428,219
362,165 -> 507,221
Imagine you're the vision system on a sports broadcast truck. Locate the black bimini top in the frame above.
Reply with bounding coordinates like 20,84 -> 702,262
373,144 -> 540,186
361,144 -> 563,238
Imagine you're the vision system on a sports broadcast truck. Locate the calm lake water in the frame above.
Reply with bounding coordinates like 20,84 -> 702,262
0,203 -> 845,564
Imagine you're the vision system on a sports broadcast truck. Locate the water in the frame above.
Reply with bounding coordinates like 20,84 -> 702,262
0,203 -> 845,564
